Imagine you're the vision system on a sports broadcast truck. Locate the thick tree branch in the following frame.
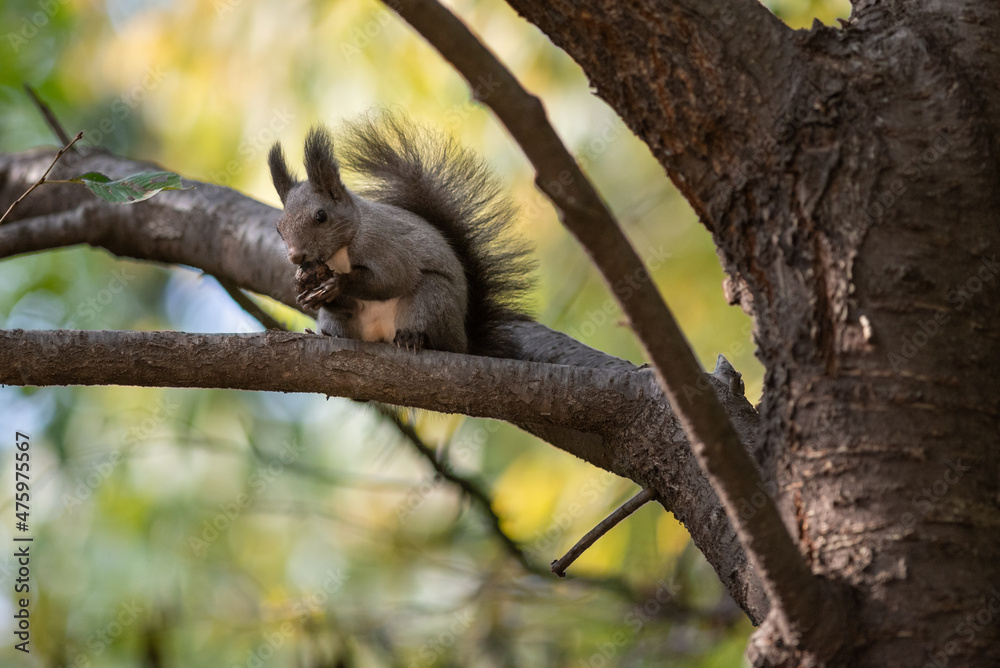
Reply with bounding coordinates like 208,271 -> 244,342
0,328 -> 643,467
385,0 -> 833,649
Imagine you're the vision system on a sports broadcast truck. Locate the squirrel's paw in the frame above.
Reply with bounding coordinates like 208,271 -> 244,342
295,260 -> 340,310
297,277 -> 340,310
394,329 -> 428,353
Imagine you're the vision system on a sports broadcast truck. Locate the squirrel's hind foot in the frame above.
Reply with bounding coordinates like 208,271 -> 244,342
394,329 -> 428,353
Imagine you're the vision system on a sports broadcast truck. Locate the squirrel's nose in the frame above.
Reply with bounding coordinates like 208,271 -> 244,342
288,250 -> 305,265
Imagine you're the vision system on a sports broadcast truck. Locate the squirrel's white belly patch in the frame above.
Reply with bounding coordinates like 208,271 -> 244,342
356,298 -> 399,343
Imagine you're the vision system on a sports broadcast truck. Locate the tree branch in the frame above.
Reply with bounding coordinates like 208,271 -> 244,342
24,84 -> 74,147
372,405 -> 639,599
375,404 -> 530,566
0,132 -> 83,224
551,487 -> 657,577
213,276 -> 284,331
385,0 -> 832,649
0,328 -> 643,465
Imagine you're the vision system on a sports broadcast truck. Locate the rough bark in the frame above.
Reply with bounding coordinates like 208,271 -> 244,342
502,0 -> 1000,665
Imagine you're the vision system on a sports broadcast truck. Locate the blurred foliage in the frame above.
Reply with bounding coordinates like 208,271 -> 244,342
0,0 -> 848,666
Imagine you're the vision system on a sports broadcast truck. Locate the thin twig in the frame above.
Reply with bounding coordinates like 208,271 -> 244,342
551,487 -> 657,577
23,84 -> 74,147
214,275 -> 284,330
373,405 -> 641,599
384,0 -> 832,643
374,404 -> 531,567
0,131 -> 83,225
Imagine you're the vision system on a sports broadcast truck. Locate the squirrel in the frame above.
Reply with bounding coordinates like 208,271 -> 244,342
267,113 -> 533,357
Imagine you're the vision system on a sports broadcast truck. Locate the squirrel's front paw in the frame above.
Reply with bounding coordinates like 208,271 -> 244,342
298,277 -> 340,310
295,260 -> 340,310
394,329 -> 428,353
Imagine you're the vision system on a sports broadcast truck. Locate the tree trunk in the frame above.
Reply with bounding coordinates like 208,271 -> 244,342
502,1 -> 1000,665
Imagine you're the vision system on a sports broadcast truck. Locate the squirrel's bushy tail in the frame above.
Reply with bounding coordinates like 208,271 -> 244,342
338,112 -> 534,357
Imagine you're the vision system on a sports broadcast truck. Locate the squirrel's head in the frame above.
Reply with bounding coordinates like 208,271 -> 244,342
268,126 -> 358,267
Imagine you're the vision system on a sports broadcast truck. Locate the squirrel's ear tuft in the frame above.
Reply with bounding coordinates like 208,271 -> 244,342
268,142 -> 297,205
304,126 -> 348,202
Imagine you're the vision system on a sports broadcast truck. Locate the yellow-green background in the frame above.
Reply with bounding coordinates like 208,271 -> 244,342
0,1 -> 849,665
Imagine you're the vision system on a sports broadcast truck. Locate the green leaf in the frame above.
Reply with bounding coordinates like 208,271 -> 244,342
69,170 -> 186,204
72,171 -> 111,184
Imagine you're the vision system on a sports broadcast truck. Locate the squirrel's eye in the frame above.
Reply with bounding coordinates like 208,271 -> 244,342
315,209 -> 327,223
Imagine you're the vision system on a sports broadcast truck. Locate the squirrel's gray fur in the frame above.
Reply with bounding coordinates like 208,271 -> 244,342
268,113 -> 533,356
